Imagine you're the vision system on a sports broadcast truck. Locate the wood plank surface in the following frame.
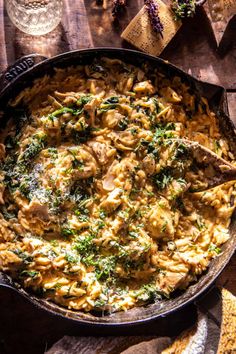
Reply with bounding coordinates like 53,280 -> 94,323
1,1 -> 236,91
227,92 -> 236,123
0,1 -> 235,354
0,0 -> 93,69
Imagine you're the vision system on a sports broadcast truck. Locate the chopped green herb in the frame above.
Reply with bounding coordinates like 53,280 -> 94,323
161,221 -> 167,232
153,168 -> 173,190
48,106 -> 84,121
65,252 -> 80,263
97,220 -> 105,229
153,123 -> 175,141
174,143 -> 189,159
104,96 -> 119,104
152,97 -> 160,112
72,127 -> 92,144
12,249 -> 33,264
95,256 -> 117,280
100,96 -> 119,111
50,240 -> 59,247
195,218 -> 206,231
130,128 -> 138,135
20,270 -> 39,278
48,147 -> 58,159
208,244 -> 222,254
61,228 -> 75,237
176,178 -> 187,185
135,284 -> 159,302
94,298 -> 107,308
213,140 -> 221,153
118,117 -> 129,130
146,190 -> 154,197
76,95 -> 92,107
130,188 -> 140,196
128,231 -> 139,239
74,235 -> 96,256
0,206 -> 16,220
76,214 -> 89,222
20,134 -> 47,163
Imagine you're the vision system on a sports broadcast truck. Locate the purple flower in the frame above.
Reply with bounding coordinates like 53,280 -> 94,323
145,0 -> 164,37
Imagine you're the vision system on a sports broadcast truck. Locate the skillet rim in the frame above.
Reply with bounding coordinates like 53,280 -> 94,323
0,47 -> 235,326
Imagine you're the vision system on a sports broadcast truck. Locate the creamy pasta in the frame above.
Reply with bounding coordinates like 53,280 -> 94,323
0,57 -> 235,313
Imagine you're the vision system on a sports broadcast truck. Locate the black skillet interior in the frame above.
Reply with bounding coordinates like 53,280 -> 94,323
0,48 -> 235,327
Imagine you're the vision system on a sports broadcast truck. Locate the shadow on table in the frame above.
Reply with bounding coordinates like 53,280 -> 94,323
3,4 -> 70,66
217,15 -> 236,56
0,286 -> 197,354
159,6 -> 236,88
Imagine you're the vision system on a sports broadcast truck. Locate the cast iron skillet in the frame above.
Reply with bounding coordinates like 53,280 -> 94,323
0,48 -> 235,327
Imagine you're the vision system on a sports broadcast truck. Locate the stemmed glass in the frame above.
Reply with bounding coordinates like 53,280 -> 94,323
5,0 -> 63,36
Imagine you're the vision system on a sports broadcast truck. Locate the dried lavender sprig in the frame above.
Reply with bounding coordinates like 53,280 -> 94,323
172,0 -> 196,19
145,0 -> 164,38
112,0 -> 126,18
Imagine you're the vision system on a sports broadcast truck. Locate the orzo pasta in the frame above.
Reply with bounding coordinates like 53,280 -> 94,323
0,58 -> 235,312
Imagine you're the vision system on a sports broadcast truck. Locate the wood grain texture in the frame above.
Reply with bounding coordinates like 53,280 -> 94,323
86,2 -> 236,90
1,0 -> 236,91
227,92 -> 236,124
0,1 -> 235,354
161,6 -> 236,89
0,0 -> 93,69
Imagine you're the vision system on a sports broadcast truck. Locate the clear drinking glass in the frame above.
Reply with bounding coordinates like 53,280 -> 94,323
6,0 -> 63,36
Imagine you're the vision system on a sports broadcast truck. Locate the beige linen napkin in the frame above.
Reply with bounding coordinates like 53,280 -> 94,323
46,288 -> 236,354
121,0 -> 181,56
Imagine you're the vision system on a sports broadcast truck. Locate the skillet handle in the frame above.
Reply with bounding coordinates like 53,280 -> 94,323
0,272 -> 12,289
0,272 -> 17,290
0,54 -> 48,94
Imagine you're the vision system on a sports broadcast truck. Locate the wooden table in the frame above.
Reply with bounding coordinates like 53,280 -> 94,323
0,1 -> 235,354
